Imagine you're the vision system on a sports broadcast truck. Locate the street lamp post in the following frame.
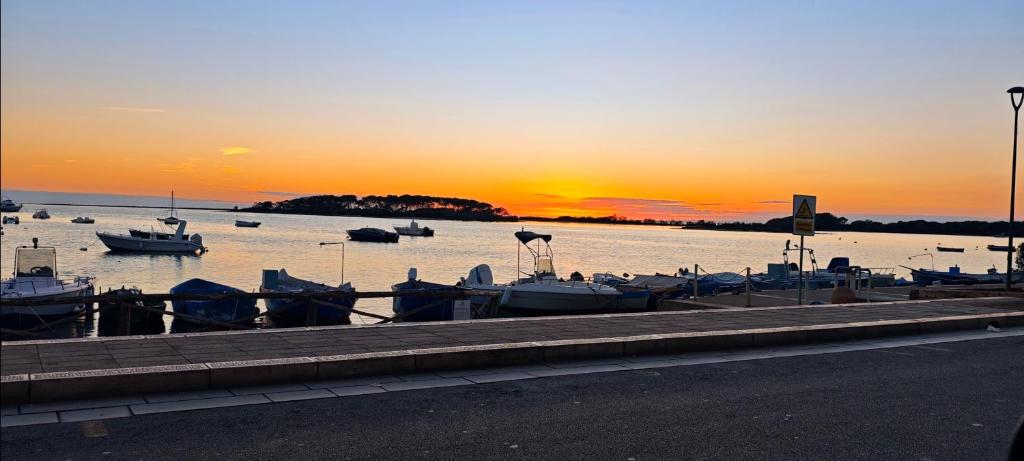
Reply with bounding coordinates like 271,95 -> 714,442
1006,86 -> 1023,290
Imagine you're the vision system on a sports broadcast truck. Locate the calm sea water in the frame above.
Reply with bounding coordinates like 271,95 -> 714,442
0,204 -> 1014,333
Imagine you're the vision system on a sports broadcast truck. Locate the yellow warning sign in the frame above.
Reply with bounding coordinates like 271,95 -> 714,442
795,200 -> 814,219
792,195 -> 816,236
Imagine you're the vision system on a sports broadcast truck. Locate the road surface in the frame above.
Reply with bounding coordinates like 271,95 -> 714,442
3,335 -> 1023,460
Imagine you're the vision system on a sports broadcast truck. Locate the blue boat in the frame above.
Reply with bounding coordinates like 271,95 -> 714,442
260,269 -> 354,325
170,278 -> 258,323
392,269 -> 466,322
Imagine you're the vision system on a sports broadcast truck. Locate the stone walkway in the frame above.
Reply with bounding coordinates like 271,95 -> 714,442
3,297 -> 1021,377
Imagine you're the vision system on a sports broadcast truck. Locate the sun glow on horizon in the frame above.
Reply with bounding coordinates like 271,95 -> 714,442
1,1 -> 1021,222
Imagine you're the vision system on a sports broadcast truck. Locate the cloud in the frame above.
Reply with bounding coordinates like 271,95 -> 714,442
220,146 -> 255,156
757,200 -> 789,204
102,106 -> 166,113
696,203 -> 723,206
534,193 -> 565,199
63,159 -> 78,163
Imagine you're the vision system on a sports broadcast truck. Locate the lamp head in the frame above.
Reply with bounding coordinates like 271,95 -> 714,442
1011,87 -> 1024,110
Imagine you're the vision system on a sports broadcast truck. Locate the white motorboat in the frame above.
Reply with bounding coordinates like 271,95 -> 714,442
393,220 -> 434,237
157,190 -> 181,225
32,209 -> 50,219
1,238 -> 95,321
0,197 -> 22,212
462,230 -> 650,314
96,220 -> 206,253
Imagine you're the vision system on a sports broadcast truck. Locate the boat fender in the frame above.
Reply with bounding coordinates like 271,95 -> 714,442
499,287 -> 512,306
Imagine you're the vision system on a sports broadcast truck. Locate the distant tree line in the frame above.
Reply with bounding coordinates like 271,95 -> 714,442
242,195 -> 1020,237
242,194 -> 515,221
681,213 -> 1023,237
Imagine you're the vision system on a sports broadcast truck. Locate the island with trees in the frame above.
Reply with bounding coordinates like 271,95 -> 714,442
242,194 -> 515,221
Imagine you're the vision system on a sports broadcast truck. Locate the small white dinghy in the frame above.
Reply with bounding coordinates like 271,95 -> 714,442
1,238 -> 95,322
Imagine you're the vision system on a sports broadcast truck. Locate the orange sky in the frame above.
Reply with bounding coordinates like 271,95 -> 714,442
1,1 -> 1022,221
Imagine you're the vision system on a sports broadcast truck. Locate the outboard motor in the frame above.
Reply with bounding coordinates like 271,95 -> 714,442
407,267 -> 418,281
466,264 -> 493,286
189,234 -> 204,250
826,257 -> 850,273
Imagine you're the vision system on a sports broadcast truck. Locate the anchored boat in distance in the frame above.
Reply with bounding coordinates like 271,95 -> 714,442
347,227 -> 400,243
0,197 -> 22,212
394,220 -> 434,237
96,220 -> 206,254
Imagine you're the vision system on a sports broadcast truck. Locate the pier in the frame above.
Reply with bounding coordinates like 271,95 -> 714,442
3,296 -> 1021,405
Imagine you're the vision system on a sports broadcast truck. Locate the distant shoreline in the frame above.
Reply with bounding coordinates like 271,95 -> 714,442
26,202 -> 234,212
13,201 -> 1018,238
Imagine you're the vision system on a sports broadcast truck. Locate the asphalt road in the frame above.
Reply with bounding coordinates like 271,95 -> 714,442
3,336 -> 1023,460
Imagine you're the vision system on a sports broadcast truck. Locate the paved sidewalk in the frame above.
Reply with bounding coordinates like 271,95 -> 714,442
2,297 -> 1022,404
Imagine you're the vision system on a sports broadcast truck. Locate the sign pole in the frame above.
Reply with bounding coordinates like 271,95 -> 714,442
792,194 -> 816,305
798,235 -> 804,305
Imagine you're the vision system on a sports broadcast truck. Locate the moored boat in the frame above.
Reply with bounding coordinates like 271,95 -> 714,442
260,269 -> 354,325
987,244 -> 1016,252
170,278 -> 258,323
32,209 -> 50,219
2,216 -> 19,225
462,230 -> 652,315
393,268 -> 466,321
936,246 -> 964,252
347,227 -> 399,243
1,238 -> 95,327
901,265 -> 1023,285
97,220 -> 205,253
71,216 -> 95,224
0,197 -> 22,212
97,287 -> 167,335
235,220 -> 261,228
157,191 -> 181,225
393,220 -> 434,237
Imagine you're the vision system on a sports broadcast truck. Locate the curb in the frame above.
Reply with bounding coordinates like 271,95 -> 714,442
3,311 -> 1021,404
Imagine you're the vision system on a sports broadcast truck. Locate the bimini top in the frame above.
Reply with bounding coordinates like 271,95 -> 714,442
515,231 -> 552,245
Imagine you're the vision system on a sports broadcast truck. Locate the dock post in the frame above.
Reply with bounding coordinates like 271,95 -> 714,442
307,302 -> 318,326
117,302 -> 131,336
745,267 -> 752,307
693,264 -> 699,299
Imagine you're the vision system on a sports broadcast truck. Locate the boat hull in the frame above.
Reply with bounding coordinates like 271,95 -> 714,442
392,280 -> 462,322
263,291 -> 353,324
170,279 -> 258,323
498,284 -> 651,315
0,284 -> 94,327
97,232 -> 203,253
348,229 -> 399,243
0,205 -> 22,212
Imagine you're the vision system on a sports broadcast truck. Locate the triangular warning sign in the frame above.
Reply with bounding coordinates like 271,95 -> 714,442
795,200 -> 814,219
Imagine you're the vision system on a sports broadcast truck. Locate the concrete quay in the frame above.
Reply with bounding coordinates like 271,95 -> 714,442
2,297 -> 1022,405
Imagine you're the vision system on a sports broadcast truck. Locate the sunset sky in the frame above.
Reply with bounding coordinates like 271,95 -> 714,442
1,1 -> 1022,221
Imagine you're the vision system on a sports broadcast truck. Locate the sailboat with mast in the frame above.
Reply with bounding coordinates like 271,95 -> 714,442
157,191 -> 181,225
